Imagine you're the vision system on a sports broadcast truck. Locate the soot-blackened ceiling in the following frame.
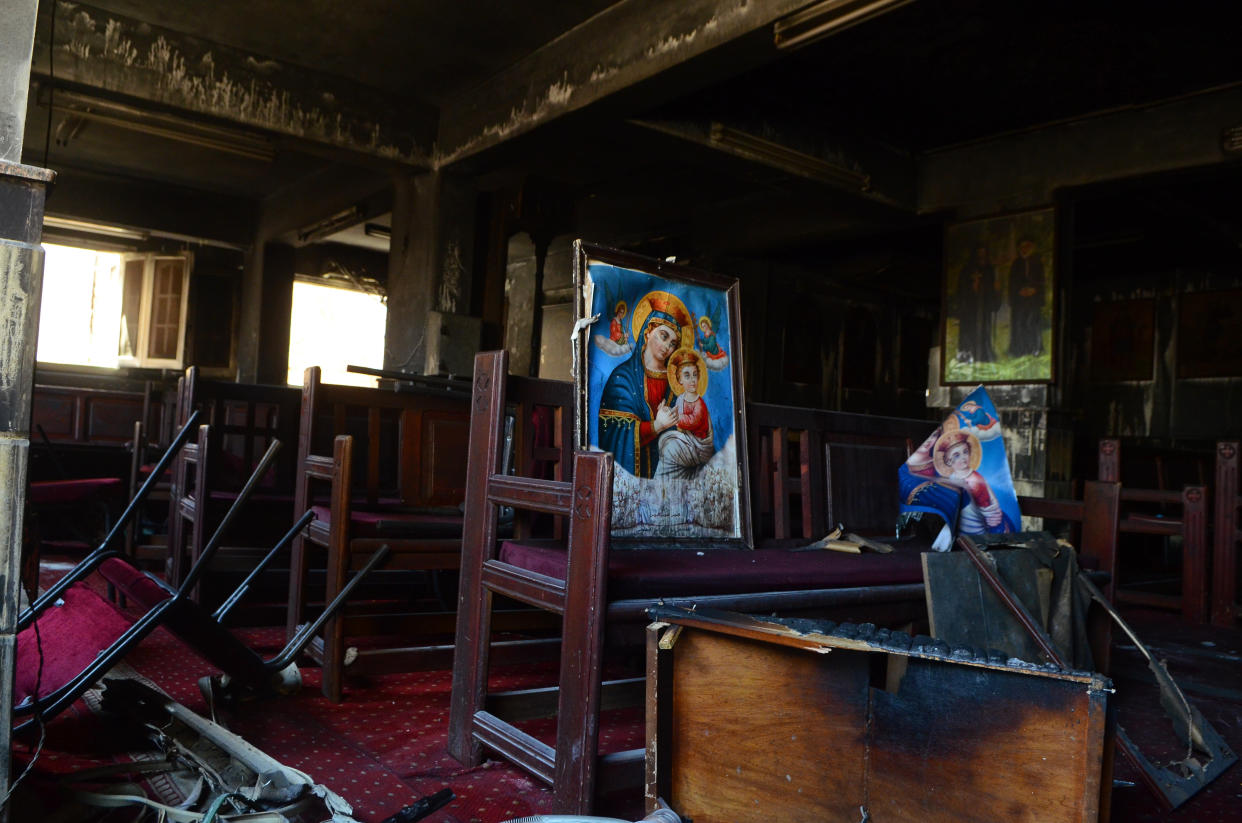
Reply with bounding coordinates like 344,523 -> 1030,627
20,0 -> 1242,263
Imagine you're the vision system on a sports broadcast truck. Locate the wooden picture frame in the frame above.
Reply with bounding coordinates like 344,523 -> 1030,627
942,208 -> 1056,385
572,241 -> 751,547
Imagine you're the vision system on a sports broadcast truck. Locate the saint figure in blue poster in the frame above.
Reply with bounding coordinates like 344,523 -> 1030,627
898,386 -> 1020,549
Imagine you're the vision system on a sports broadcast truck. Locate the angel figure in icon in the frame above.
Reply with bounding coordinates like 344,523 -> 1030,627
593,283 -> 635,357
696,306 -> 729,371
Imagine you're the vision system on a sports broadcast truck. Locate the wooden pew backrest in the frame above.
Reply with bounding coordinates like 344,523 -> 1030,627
174,366 -> 302,492
1213,441 -> 1240,627
297,367 -> 471,508
747,402 -> 932,544
1097,438 -> 1211,622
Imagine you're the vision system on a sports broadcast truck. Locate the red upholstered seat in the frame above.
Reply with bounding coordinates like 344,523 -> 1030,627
29,477 -> 124,505
499,540 -> 927,600
308,505 -> 462,538
14,583 -> 133,708
99,556 -> 173,609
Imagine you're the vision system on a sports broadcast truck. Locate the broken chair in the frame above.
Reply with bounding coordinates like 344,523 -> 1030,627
14,433 -> 389,731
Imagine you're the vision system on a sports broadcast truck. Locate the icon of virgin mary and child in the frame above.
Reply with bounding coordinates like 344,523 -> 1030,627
597,291 -> 716,480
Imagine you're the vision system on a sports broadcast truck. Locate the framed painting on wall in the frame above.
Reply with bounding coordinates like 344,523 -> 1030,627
572,241 -> 751,547
1178,288 -> 1242,378
942,207 -> 1056,384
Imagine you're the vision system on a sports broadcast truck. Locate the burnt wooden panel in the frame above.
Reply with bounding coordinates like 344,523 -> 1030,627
30,391 -> 77,441
1213,442 -> 1240,626
825,439 -> 910,535
923,549 -> 1052,664
1177,288 -> 1242,379
667,629 -> 869,822
649,608 -> 1110,823
303,378 -> 470,506
868,660 -> 1106,822
86,394 -> 147,443
1091,299 -> 1155,383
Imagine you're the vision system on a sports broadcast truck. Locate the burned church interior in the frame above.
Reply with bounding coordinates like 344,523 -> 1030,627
2,1 -> 1242,821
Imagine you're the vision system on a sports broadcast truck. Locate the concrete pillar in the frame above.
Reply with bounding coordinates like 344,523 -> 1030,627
536,234 -> 576,380
0,2 -> 47,811
503,232 -> 538,376
0,0 -> 37,163
257,242 -> 295,385
384,171 -> 479,375
236,239 -> 264,383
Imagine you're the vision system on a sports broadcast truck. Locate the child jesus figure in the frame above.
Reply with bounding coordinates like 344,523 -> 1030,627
655,348 -> 714,479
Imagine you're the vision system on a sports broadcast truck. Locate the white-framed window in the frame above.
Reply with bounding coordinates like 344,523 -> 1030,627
117,253 -> 192,368
36,244 -> 193,370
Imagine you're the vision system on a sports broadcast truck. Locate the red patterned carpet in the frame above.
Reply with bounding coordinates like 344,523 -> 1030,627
13,559 -> 645,823
13,559 -> 1242,822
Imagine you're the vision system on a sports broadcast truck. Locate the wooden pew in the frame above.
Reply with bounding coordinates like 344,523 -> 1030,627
28,381 -> 168,557
285,366 -> 473,701
1018,482 -> 1121,600
1213,441 -> 1240,627
448,350 -> 933,815
747,402 -> 931,544
1098,438 -> 1210,621
165,366 -> 302,603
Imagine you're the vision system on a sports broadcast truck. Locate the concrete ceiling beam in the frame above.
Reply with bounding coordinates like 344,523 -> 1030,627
44,165 -> 257,248
435,0 -> 819,167
30,1 -> 437,167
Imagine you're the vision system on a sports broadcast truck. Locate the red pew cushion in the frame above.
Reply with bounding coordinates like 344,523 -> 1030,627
499,540 -> 928,600
29,477 -> 124,506
309,505 -> 463,538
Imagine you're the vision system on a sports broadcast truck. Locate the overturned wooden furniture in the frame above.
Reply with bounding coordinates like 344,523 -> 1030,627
645,604 -> 1112,823
286,365 -> 472,700
931,534 -> 1236,813
1098,438 -> 1210,621
15,437 -> 387,730
448,350 -> 932,815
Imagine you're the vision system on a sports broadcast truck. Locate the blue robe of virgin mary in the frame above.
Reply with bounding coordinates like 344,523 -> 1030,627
598,347 -> 672,479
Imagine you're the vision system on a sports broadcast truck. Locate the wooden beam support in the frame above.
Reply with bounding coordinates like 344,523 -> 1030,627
435,0 -> 816,166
